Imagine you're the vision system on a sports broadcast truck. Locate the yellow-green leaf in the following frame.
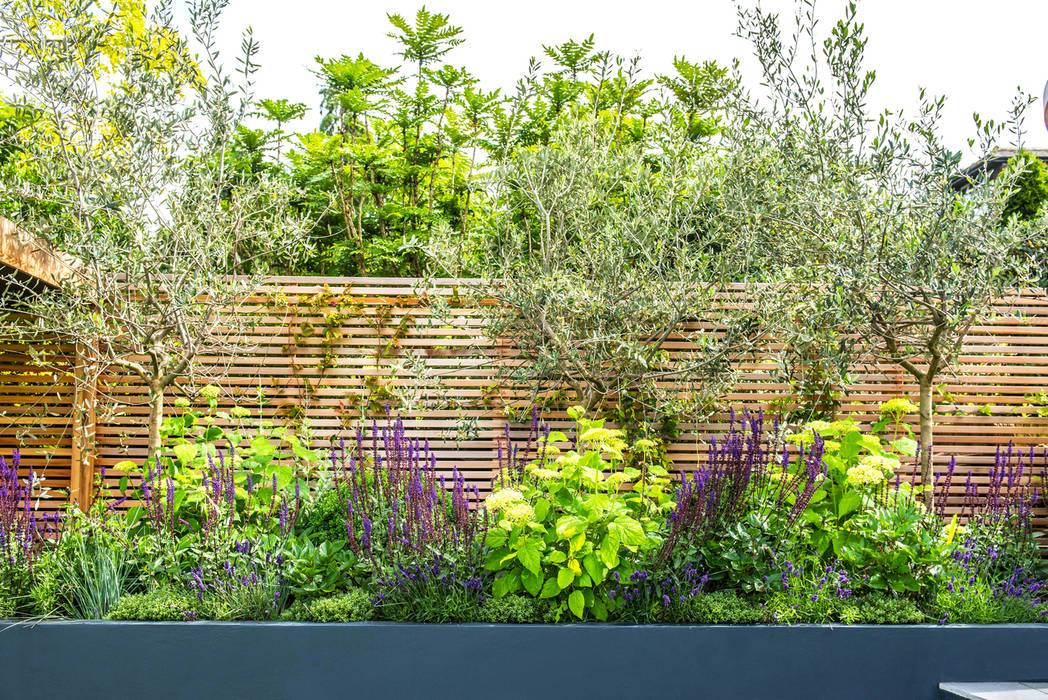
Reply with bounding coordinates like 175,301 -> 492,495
568,590 -> 585,619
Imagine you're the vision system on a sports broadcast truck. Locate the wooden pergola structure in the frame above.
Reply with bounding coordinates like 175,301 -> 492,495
0,217 -> 95,508
0,216 -> 79,288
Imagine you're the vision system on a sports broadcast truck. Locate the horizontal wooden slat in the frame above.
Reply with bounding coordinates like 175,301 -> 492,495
2,279 -> 1046,520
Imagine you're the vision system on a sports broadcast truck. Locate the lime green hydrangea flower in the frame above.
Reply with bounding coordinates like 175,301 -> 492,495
604,472 -> 633,487
555,453 -> 581,468
230,405 -> 251,419
857,434 -> 882,451
530,468 -> 561,481
536,443 -> 561,457
199,385 -> 220,400
807,420 -> 833,434
173,397 -> 191,409
880,398 -> 919,419
579,427 -> 621,443
503,502 -> 535,525
858,454 -> 900,476
845,463 -> 887,487
485,488 -> 523,511
632,438 -> 657,453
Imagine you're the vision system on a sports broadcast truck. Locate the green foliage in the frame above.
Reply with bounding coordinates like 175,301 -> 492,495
0,545 -> 43,617
699,509 -> 800,594
282,538 -> 358,598
53,512 -> 139,619
839,593 -> 925,625
483,408 -> 672,620
152,400 -> 319,525
106,589 -> 202,622
686,591 -> 768,624
280,589 -> 375,623
1003,151 -> 1048,222
298,483 -> 351,547
473,594 -> 550,624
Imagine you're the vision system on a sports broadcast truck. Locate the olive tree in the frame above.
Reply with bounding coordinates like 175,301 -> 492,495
0,0 -> 309,459
465,108 -> 765,435
729,0 -> 1047,504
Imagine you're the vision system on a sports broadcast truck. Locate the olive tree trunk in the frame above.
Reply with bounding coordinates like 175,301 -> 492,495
918,378 -> 935,507
147,385 -> 165,464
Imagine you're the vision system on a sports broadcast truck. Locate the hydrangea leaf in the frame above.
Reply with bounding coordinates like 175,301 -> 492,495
890,437 -> 918,457
517,537 -> 542,575
568,590 -> 585,619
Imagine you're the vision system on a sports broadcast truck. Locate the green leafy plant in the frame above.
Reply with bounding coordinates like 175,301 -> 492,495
784,416 -> 947,594
482,407 -> 672,620
282,538 -> 357,598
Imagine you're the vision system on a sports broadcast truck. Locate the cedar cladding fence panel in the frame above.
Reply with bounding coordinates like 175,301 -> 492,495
0,336 -> 76,515
1,277 -> 1046,513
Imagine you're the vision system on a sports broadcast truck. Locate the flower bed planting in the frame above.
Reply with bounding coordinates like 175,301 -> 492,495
2,393 -> 1044,629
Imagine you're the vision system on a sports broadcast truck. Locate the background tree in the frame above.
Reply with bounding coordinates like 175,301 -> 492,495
1002,151 -> 1048,222
0,0 -> 309,459
1001,151 -> 1048,286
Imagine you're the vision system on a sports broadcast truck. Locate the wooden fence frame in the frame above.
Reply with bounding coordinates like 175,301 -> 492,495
1,276 -> 1046,515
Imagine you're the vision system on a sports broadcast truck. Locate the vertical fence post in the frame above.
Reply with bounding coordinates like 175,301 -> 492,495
69,342 -> 97,510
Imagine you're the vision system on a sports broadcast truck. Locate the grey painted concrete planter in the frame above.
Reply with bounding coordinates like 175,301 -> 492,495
1,621 -> 1046,700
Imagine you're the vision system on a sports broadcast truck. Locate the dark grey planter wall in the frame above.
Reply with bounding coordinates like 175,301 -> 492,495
2,622 -> 1046,700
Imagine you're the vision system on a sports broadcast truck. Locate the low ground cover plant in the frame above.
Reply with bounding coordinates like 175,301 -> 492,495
1,400 -> 1045,626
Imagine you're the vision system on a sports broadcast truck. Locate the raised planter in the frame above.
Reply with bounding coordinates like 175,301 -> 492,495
1,621 -> 1046,699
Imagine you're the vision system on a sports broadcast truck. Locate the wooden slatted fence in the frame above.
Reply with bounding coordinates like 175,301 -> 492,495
2,277 -> 1046,514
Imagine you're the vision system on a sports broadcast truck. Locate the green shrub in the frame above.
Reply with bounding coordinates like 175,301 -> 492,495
687,591 -> 768,624
473,595 -> 549,624
280,589 -> 374,622
106,589 -> 202,621
483,408 -> 674,622
839,593 -> 925,624
298,484 -> 350,546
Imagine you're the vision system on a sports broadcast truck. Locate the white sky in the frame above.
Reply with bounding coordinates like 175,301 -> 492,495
205,0 -> 1048,159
